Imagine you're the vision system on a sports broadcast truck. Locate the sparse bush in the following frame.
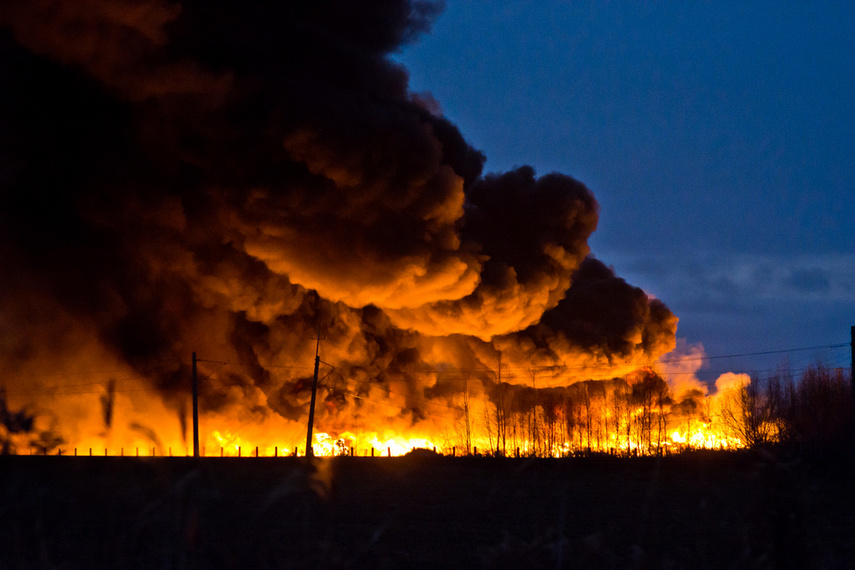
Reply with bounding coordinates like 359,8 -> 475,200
716,364 -> 852,461
785,365 -> 851,460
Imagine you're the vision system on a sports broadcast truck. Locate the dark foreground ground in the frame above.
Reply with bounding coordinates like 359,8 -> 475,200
1,451 -> 853,569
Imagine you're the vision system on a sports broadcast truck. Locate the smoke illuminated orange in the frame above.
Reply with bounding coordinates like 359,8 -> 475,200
0,0 -> 756,460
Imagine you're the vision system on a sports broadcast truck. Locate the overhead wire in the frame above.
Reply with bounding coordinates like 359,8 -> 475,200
3,339 -> 850,397
656,342 -> 850,364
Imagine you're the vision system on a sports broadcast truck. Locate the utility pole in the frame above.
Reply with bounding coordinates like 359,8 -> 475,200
463,374 -> 471,454
497,351 -> 505,456
530,369 -> 538,456
191,354 -> 227,458
305,321 -> 322,457
192,352 -> 199,457
850,325 -> 854,463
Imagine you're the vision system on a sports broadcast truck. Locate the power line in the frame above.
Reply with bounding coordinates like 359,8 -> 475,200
657,342 -> 850,364
265,341 -> 851,375
339,388 -> 462,422
3,385 -> 185,397
3,341 -> 849,397
198,361 -> 230,381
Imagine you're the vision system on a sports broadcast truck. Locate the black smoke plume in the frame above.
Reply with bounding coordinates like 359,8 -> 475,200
0,1 -> 676,445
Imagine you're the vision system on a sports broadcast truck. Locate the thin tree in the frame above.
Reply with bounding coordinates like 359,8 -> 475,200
654,378 -> 671,454
716,376 -> 773,448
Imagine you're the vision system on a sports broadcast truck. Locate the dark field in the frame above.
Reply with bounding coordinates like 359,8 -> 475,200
1,452 -> 853,569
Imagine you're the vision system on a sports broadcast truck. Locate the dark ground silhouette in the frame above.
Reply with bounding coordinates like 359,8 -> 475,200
1,452 -> 853,569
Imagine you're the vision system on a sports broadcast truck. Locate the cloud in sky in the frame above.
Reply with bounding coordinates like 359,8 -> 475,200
605,250 -> 855,379
616,252 -> 855,307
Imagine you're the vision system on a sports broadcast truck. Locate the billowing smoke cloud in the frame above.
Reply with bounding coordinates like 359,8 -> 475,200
0,0 -> 676,448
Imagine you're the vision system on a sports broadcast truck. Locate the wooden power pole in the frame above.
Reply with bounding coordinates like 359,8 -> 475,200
192,352 -> 199,457
305,322 -> 322,457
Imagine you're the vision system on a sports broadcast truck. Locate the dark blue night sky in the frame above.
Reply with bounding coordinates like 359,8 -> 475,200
397,1 -> 854,379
